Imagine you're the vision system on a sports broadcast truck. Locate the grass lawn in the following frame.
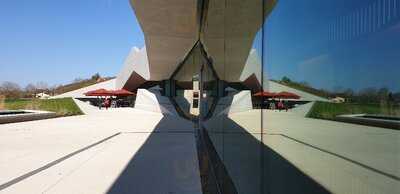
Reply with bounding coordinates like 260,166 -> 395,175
307,101 -> 400,120
3,98 -> 83,116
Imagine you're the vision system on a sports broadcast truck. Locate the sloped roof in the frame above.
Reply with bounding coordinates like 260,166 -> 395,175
51,79 -> 117,99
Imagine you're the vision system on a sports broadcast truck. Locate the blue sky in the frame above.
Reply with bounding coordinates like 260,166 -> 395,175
0,0 -> 144,87
263,0 -> 400,92
1,0 -> 399,92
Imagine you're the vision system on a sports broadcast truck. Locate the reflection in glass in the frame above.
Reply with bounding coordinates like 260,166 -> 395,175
171,45 -> 202,118
166,0 -> 399,193
263,0 -> 399,193
200,59 -> 218,119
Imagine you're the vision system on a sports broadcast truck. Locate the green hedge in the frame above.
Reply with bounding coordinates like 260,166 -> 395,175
4,98 -> 83,116
307,101 -> 399,120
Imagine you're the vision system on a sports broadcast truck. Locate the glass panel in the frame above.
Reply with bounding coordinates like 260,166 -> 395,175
200,60 -> 218,119
200,0 -> 265,193
168,0 -> 399,193
171,45 -> 202,118
263,0 -> 399,193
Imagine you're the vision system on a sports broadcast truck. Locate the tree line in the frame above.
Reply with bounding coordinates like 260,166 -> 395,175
0,81 -> 51,99
278,76 -> 400,104
0,73 -> 108,99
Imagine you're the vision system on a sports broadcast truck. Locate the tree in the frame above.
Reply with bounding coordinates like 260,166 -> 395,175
343,88 -> 354,97
73,78 -> 83,83
0,81 -> 22,99
25,84 -> 36,92
392,92 -> 400,103
299,81 -> 310,87
91,73 -> 101,81
377,87 -> 389,99
332,86 -> 345,94
35,81 -> 48,92
48,85 -> 58,96
25,83 -> 37,97
358,87 -> 378,103
281,76 -> 291,83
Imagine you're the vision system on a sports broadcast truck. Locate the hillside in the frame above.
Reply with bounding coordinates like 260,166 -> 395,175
270,79 -> 331,99
53,77 -> 115,95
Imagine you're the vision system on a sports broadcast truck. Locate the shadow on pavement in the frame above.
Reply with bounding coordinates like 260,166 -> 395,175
106,116 -> 201,194
202,114 -> 331,194
104,110 -> 330,194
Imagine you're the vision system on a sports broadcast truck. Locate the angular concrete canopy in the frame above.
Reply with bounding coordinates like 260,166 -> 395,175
130,0 -> 199,80
116,47 -> 150,91
240,49 -> 267,91
55,0 -> 278,96
201,0 -> 264,82
125,0 -> 277,89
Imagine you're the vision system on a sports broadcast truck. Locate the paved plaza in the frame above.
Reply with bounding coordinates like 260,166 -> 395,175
0,103 -> 399,194
0,108 -> 201,194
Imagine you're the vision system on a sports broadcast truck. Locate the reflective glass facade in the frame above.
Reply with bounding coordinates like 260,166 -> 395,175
162,0 -> 399,193
2,0 -> 398,193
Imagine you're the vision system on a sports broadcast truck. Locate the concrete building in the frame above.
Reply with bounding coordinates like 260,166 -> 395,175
15,1 -> 399,194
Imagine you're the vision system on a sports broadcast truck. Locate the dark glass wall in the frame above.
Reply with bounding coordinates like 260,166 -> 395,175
197,0 -> 399,194
168,0 -> 399,193
200,0 -> 265,194
262,1 -> 399,193
171,45 -> 202,118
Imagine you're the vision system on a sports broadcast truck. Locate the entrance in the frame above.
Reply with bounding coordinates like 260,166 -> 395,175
169,42 -> 220,120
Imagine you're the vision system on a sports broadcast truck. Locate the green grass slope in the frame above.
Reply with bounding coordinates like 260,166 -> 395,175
4,98 -> 83,116
307,101 -> 400,120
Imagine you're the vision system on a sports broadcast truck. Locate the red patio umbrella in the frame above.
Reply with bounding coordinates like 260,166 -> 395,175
275,91 -> 300,99
111,89 -> 135,97
84,89 -> 113,96
253,91 -> 277,98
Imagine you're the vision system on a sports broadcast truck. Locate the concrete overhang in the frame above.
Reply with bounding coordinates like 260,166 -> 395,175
129,0 -> 199,80
122,0 -> 277,91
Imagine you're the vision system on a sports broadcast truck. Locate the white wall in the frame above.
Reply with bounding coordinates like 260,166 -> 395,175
134,89 -> 178,116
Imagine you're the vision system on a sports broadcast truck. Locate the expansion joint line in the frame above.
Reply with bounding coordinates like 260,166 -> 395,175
0,132 -> 121,191
265,133 -> 400,181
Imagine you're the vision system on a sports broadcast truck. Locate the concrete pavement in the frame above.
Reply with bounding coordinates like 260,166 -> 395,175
1,101 -> 399,194
0,108 -> 201,194
224,109 -> 400,194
